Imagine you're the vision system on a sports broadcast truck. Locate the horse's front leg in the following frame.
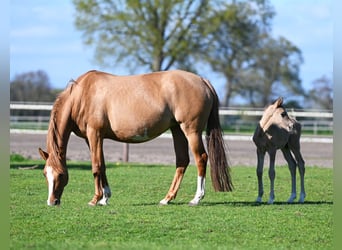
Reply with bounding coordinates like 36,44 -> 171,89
267,150 -> 276,204
256,148 -> 265,203
87,130 -> 111,206
96,170 -> 112,206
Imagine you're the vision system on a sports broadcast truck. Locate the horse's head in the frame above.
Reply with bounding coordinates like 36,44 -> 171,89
259,97 -> 294,133
39,148 -> 69,206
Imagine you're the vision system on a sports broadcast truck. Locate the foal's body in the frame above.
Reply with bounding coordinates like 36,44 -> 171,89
253,98 -> 306,204
39,70 -> 233,206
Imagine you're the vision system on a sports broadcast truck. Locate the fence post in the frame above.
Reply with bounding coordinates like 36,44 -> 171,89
123,143 -> 129,162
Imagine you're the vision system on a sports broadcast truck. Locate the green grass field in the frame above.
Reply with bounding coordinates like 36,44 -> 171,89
10,157 -> 333,249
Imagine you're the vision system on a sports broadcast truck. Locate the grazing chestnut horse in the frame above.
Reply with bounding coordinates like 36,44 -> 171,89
252,97 -> 305,204
39,70 -> 233,206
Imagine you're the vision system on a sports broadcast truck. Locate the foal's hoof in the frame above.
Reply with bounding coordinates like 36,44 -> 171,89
255,197 -> 262,203
298,193 -> 306,203
287,193 -> 297,203
267,199 -> 274,204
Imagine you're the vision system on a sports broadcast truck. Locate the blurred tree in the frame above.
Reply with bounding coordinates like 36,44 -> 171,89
307,75 -> 333,110
10,70 -> 56,102
201,1 -> 304,107
201,0 -> 275,107
73,0 -> 305,108
238,35 -> 304,107
73,0 -> 209,72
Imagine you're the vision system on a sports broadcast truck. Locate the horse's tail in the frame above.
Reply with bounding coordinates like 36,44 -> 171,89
202,78 -> 233,192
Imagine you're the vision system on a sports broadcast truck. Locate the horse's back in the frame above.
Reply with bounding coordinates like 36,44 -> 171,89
70,70 -> 213,142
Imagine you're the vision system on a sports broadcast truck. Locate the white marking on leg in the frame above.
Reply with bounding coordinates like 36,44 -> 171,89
45,166 -> 54,206
97,185 -> 111,206
189,176 -> 205,206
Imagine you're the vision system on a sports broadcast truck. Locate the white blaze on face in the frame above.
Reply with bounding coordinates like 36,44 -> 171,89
45,166 -> 54,205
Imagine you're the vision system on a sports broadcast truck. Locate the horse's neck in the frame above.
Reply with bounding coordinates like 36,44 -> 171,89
259,117 -> 268,131
46,107 -> 72,161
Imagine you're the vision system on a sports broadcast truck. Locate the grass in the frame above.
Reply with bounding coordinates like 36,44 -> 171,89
10,158 -> 333,249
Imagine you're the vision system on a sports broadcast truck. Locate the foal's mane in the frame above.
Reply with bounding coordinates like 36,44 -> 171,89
47,80 -> 77,170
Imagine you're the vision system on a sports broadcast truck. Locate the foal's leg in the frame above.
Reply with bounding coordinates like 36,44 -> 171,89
290,126 -> 306,203
281,146 -> 297,203
267,149 -> 276,204
292,148 -> 306,203
256,147 -> 265,203
187,132 -> 208,206
159,126 -> 189,205
87,128 -> 111,206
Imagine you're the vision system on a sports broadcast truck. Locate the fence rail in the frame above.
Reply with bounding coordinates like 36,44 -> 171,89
10,102 -> 333,117
10,102 -> 333,135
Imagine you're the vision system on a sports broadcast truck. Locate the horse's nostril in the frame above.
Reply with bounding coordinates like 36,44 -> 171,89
54,199 -> 61,205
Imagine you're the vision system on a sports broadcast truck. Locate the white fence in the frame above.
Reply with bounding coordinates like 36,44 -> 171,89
10,102 -> 333,135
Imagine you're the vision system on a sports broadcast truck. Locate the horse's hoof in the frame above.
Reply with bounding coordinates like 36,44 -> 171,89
88,201 -> 97,206
159,199 -> 169,206
256,197 -> 262,203
189,198 -> 201,206
188,201 -> 199,206
97,199 -> 109,206
88,197 -> 99,206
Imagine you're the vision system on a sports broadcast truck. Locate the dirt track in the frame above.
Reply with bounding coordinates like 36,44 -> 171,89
10,132 -> 332,168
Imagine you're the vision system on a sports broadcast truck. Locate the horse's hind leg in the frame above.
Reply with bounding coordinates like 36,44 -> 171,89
292,148 -> 305,203
281,146 -> 297,203
159,125 -> 189,205
87,128 -> 111,206
186,132 -> 208,206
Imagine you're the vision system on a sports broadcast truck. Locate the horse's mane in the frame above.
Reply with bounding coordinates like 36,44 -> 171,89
47,80 -> 77,170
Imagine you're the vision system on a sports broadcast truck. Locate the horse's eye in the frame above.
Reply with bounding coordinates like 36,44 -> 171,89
281,111 -> 287,117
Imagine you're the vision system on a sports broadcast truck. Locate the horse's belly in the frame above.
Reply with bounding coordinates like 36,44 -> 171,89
109,129 -> 164,143
108,119 -> 172,143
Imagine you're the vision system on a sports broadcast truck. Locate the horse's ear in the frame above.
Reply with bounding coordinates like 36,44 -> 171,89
274,97 -> 283,107
38,148 -> 49,161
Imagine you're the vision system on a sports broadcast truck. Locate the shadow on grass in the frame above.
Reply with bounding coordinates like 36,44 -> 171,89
133,200 -> 333,207
201,200 -> 333,206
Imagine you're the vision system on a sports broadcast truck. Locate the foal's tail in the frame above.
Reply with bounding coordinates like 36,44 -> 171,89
202,78 -> 233,192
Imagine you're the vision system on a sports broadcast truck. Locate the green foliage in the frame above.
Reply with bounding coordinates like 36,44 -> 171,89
72,0 -> 306,107
10,160 -> 332,249
73,0 -> 209,72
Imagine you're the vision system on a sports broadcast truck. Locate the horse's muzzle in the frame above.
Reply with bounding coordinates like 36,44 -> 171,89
47,199 -> 61,206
